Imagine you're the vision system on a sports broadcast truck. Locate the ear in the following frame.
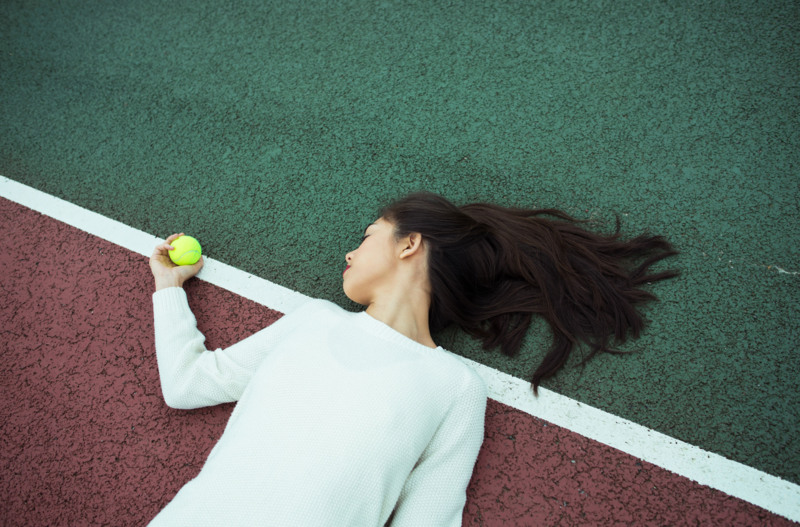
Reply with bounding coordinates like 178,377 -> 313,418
398,232 -> 424,259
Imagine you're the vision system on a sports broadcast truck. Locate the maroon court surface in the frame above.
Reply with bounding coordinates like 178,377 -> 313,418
1,196 -> 793,525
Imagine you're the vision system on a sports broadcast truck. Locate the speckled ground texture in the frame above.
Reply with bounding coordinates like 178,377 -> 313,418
2,198 -> 793,525
1,0 -> 798,486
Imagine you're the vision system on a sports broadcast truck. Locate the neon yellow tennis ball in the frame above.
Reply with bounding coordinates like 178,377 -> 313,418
169,235 -> 202,265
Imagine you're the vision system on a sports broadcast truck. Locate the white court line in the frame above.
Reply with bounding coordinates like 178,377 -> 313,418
2,174 -> 798,523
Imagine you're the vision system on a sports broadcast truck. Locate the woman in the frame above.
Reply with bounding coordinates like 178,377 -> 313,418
147,192 -> 677,526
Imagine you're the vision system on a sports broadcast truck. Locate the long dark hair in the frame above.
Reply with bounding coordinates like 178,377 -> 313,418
380,192 -> 678,392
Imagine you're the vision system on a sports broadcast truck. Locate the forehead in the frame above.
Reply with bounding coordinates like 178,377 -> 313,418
365,217 -> 392,232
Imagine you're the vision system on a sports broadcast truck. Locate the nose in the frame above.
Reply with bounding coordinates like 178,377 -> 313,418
345,251 -> 353,262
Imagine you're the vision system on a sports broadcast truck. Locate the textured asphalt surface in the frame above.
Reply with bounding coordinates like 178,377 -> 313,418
1,0 -> 798,487
1,197 -> 792,525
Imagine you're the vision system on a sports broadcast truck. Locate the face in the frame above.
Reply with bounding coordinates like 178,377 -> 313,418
343,218 -> 400,305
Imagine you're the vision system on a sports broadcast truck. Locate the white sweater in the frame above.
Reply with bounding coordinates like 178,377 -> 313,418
148,288 -> 487,526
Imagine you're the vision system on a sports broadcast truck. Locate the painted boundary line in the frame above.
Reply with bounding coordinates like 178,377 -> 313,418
2,175 -> 798,522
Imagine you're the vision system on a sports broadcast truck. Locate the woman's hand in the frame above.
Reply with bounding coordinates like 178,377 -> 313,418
149,233 -> 205,291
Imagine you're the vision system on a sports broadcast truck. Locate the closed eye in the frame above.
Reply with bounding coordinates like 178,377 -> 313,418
361,222 -> 376,244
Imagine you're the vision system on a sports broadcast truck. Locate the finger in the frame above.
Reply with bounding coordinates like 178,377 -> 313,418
155,233 -> 184,254
151,241 -> 175,258
187,256 -> 204,271
153,242 -> 172,254
165,232 -> 184,243
173,256 -> 203,280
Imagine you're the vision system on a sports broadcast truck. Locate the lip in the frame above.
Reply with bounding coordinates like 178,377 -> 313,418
343,265 -> 350,276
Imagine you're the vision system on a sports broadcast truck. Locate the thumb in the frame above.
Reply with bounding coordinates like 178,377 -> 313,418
180,256 -> 205,279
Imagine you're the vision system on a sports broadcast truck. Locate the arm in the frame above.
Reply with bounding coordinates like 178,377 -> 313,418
149,234 -> 308,409
390,372 -> 488,527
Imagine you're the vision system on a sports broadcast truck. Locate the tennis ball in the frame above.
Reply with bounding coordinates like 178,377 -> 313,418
169,235 -> 202,266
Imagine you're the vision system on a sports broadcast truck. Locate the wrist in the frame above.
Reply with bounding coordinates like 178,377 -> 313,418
154,275 -> 183,291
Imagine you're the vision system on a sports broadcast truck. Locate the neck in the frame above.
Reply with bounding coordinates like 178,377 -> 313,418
365,287 -> 436,349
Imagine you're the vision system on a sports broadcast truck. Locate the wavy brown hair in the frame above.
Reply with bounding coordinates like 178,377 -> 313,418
381,192 -> 678,393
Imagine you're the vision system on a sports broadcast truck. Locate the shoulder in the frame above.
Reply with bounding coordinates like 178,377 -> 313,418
284,298 -> 346,318
429,350 -> 488,403
256,299 -> 346,337
278,298 -> 365,331
457,360 -> 488,400
450,362 -> 487,425
429,354 -> 487,433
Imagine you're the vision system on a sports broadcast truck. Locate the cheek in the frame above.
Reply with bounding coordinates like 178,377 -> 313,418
342,261 -> 387,305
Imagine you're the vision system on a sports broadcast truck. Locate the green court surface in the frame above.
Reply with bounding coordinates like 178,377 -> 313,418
2,0 -> 798,486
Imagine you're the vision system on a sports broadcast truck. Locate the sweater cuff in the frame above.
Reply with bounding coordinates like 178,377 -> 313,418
152,287 -> 191,315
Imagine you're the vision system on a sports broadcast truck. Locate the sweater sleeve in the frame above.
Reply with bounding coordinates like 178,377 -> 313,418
390,370 -> 488,527
152,287 -> 312,410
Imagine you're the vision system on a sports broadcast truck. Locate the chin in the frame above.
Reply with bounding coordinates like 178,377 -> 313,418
343,285 -> 368,306
342,285 -> 358,304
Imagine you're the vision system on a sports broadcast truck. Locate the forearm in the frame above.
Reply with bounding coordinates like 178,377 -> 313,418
153,288 -> 210,408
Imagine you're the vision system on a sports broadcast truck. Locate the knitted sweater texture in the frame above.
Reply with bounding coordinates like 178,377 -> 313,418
148,288 -> 487,526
